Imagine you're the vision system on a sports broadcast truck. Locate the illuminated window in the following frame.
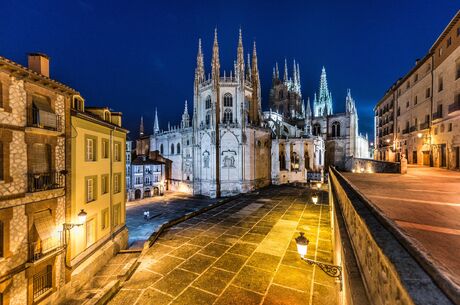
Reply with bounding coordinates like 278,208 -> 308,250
101,208 -> 109,230
223,93 -> 232,107
170,143 -> 174,155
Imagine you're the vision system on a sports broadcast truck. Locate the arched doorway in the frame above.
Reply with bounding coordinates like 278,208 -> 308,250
153,187 -> 159,196
134,189 -> 141,199
144,189 -> 151,198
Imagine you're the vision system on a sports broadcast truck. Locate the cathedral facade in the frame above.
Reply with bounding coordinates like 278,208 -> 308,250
132,29 -> 369,198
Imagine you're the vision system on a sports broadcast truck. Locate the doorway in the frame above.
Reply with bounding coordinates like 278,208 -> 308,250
440,144 -> 447,167
412,151 -> 417,164
422,151 -> 430,166
134,189 -> 141,199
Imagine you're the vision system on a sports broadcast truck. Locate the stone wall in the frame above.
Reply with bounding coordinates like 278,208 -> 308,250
329,168 -> 454,305
343,157 -> 401,173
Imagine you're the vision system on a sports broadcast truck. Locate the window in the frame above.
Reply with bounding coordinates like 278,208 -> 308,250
223,109 -> 233,123
101,208 -> 109,230
113,203 -> 121,226
447,37 -> 452,47
406,100 -> 410,108
176,143 -> 180,154
101,139 -> 109,159
113,173 -> 121,193
331,122 -> 341,137
0,82 -> 3,108
279,91 -> 283,99
414,74 -> 418,82
33,265 -> 52,300
86,177 -> 96,202
170,143 -> 174,155
438,76 -> 444,92
145,176 -> 150,185
458,27 -> 460,37
86,218 -> 96,247
86,137 -> 96,161
205,96 -> 211,109
439,47 -> 444,57
0,221 -> 3,257
313,123 -> 321,136
73,96 -> 84,111
160,144 -> 164,154
456,61 -> 460,80
406,81 -> 410,89
426,87 -> 431,98
101,174 -> 108,194
0,142 -> 3,181
449,123 -> 453,132
414,96 -> 418,105
114,142 -> 121,161
205,111 -> 211,126
223,93 -> 232,107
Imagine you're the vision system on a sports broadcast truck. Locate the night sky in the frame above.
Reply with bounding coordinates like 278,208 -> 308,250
1,1 -> 458,141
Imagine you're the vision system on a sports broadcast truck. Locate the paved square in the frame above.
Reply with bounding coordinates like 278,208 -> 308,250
109,185 -> 339,305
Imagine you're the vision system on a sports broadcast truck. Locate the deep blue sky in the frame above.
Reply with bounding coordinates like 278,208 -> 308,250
1,1 -> 458,140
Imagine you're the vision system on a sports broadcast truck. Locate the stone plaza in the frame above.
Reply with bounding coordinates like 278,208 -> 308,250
108,185 -> 339,305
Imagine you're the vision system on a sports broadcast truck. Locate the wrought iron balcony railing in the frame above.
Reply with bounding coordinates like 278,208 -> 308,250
27,171 -> 64,192
29,236 -> 64,263
448,101 -> 460,114
28,108 -> 62,132
409,125 -> 417,132
419,122 -> 429,130
432,111 -> 443,120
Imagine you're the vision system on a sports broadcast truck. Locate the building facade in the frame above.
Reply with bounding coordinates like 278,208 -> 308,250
375,10 -> 460,170
127,29 -> 369,198
67,103 -> 128,295
0,53 -> 73,305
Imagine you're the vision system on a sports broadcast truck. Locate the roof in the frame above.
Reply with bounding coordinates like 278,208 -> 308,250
0,55 -> 79,95
430,10 -> 460,51
71,109 -> 128,133
132,155 -> 165,165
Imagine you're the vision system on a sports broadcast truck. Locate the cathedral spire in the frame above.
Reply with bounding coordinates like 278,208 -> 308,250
293,59 -> 297,85
211,28 -> 220,88
346,88 -> 356,114
251,41 -> 261,125
181,100 -> 190,128
153,108 -> 159,134
275,62 -> 279,79
296,63 -> 301,86
236,28 -> 245,87
195,38 -> 205,86
246,53 -> 252,81
139,116 -> 144,136
306,97 -> 312,117
283,58 -> 288,82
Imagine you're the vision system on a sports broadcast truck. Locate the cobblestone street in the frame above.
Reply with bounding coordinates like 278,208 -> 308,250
109,185 -> 338,305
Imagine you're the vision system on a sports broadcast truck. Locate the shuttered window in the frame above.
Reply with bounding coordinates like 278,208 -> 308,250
86,138 -> 94,161
87,178 -> 94,202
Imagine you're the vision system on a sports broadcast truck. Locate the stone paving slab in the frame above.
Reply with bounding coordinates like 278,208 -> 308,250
108,185 -> 339,305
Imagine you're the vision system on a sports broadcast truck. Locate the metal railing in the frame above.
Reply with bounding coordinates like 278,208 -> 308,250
27,171 -> 64,192
409,125 -> 417,132
402,128 -> 409,134
29,236 -> 64,262
33,265 -> 53,300
432,111 -> 443,120
28,108 -> 62,132
419,122 -> 429,130
448,101 -> 460,114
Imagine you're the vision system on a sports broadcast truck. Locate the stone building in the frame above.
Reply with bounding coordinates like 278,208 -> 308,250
129,154 -> 166,200
375,10 -> 460,170
127,29 -> 369,198
0,53 -> 128,304
0,53 -> 73,305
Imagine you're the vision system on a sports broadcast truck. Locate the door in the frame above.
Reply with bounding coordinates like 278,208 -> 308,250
456,147 -> 460,169
412,151 -> 417,164
422,152 -> 430,166
440,144 -> 447,167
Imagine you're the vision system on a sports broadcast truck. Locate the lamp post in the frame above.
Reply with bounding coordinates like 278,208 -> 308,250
295,232 -> 342,283
311,194 -> 319,204
63,209 -> 87,269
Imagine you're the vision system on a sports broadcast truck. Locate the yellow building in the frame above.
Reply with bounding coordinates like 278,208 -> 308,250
66,97 -> 128,292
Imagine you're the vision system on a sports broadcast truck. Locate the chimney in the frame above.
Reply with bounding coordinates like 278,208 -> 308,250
28,53 -> 50,77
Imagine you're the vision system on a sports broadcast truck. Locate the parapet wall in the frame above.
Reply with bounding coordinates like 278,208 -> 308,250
343,157 -> 401,173
329,167 -> 455,305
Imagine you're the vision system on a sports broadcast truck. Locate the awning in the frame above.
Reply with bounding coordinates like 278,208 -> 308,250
34,210 -> 56,241
33,97 -> 57,129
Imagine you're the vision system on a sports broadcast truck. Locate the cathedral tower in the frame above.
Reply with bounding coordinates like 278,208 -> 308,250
314,67 -> 333,116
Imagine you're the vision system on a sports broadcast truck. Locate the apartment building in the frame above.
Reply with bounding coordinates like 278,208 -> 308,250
375,10 -> 460,170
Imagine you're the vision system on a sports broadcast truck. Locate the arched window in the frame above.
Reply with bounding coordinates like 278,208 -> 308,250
205,111 -> 211,127
223,93 -> 232,107
177,143 -> 180,154
170,143 -> 174,155
205,96 -> 211,109
279,90 -> 283,99
331,122 -> 341,137
160,144 -> 164,154
104,112 -> 110,121
313,123 -> 321,136
223,109 -> 233,124
291,152 -> 300,171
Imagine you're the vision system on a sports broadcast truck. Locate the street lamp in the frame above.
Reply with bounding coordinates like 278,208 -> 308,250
316,182 -> 322,189
63,209 -> 87,230
295,232 -> 342,283
311,194 -> 319,204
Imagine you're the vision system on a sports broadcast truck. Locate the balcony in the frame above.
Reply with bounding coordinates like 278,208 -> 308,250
402,128 -> 409,134
27,107 -> 63,133
448,101 -> 460,115
432,111 -> 443,121
419,122 -> 429,130
29,236 -> 64,263
409,125 -> 417,132
27,171 -> 64,193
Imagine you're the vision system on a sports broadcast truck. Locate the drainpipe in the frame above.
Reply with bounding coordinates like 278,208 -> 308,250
430,54 -> 434,167
110,128 -> 114,240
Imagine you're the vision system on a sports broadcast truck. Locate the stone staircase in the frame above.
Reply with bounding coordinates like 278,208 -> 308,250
61,251 -> 140,305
